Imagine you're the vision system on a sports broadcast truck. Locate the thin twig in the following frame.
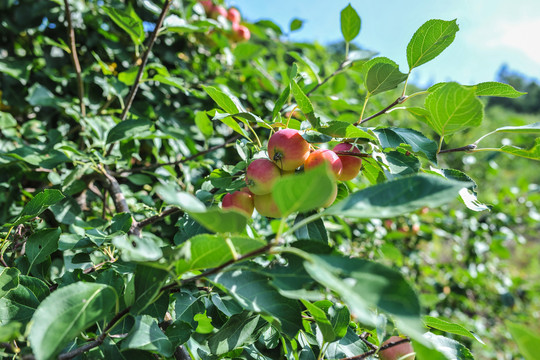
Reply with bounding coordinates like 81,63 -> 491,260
58,307 -> 131,360
161,243 -> 273,293
98,164 -> 129,214
119,0 -> 171,122
306,60 -> 349,97
357,96 -> 407,125
63,0 -> 86,117
117,134 -> 241,175
134,207 -> 183,230
438,144 -> 477,154
359,332 -> 378,350
105,0 -> 172,157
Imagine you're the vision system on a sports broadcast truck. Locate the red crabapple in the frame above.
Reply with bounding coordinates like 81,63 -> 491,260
268,129 -> 310,171
227,7 -> 241,24
304,149 -> 342,178
333,142 -> 362,181
222,191 -> 254,216
379,336 -> 415,360
232,23 -> 251,41
245,158 -> 281,195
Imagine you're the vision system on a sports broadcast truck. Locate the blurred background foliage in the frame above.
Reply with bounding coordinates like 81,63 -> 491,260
0,0 -> 539,359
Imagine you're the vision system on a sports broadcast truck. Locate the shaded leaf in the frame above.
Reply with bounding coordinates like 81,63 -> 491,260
506,321 -> 540,360
374,127 -> 438,163
103,6 -> 144,45
106,120 -> 153,144
208,313 -> 261,355
293,213 -> 328,243
25,228 -> 61,271
121,315 -> 173,356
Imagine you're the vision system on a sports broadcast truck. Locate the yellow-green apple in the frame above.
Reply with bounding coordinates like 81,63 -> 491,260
333,142 -> 362,181
253,193 -> 282,218
304,149 -> 342,178
379,336 -> 415,360
322,182 -> 338,208
268,129 -> 310,171
222,191 -> 254,216
245,158 -> 281,195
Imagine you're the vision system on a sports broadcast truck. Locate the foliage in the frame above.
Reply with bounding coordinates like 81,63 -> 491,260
0,1 -> 539,359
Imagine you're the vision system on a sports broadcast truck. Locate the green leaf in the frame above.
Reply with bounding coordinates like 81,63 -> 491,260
318,121 -> 376,140
365,63 -> 408,95
112,234 -> 163,262
8,189 -> 65,227
299,252 -> 425,341
436,169 -> 489,212
178,234 -> 266,272
301,300 -> 336,342
0,111 -> 17,128
474,81 -> 526,98
208,313 -> 261,355
272,85 -> 291,121
0,285 -> 40,325
384,150 -> 420,179
131,265 -> 168,315
121,315 -> 173,356
0,321 -> 22,342
340,4 -> 361,42
194,111 -> 214,138
424,82 -> 484,136
506,321 -> 540,360
203,86 -> 242,115
0,267 -> 20,299
18,276 -> 50,302
485,122 -> 540,136
189,208 -> 249,233
272,164 -> 336,215
499,138 -> 540,161
29,282 -> 117,360
374,127 -> 438,163
424,316 -> 484,344
25,228 -> 61,271
153,75 -> 188,91
212,269 -> 302,337
293,213 -> 328,243
290,18 -> 303,32
325,174 -> 468,218
106,119 -> 153,144
325,327 -> 369,359
288,51 -> 320,83
165,320 -> 193,348
302,130 -> 333,144
103,6 -> 145,45
420,333 -> 474,360
330,305 -> 350,340
407,19 -> 459,70
290,80 -> 319,128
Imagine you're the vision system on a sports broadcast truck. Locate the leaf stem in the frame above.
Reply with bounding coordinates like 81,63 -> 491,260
357,93 -> 370,124
437,135 -> 445,154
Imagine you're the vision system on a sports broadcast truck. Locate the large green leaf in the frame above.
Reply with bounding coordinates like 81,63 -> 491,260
272,164 -> 336,216
28,282 -> 117,360
424,316 -> 484,344
177,234 -> 267,272
293,213 -> 328,243
212,269 -> 302,337
0,284 -> 40,325
0,267 -> 20,299
25,228 -> 61,272
106,119 -> 153,144
325,174 -> 467,218
112,234 -> 163,262
130,265 -> 168,315
7,189 -> 65,227
203,86 -> 242,115
374,127 -> 438,163
424,82 -> 484,136
299,253 -> 425,341
418,333 -> 474,360
121,315 -> 173,356
207,312 -> 262,355
499,138 -> 540,161
318,121 -> 376,140
506,322 -> 540,360
474,81 -> 526,98
365,63 -> 408,95
407,19 -> 459,70
103,6 -> 145,45
291,80 -> 319,128
340,4 -> 361,42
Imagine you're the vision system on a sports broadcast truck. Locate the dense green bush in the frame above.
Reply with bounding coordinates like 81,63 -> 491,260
1,1 -> 539,359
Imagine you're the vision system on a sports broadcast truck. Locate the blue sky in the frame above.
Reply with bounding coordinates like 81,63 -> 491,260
230,0 -> 540,88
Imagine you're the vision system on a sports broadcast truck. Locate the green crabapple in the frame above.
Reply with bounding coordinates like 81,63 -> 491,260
245,158 -> 281,195
253,192 -> 282,218
304,149 -> 343,178
268,129 -> 310,171
333,142 -> 362,181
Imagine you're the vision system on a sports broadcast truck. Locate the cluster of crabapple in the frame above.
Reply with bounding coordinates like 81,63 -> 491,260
199,0 -> 251,41
222,129 -> 363,218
